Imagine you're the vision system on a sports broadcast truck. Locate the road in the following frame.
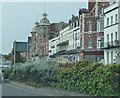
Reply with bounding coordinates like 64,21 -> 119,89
1,82 -> 88,97
2,83 -> 45,96
2,82 -> 76,97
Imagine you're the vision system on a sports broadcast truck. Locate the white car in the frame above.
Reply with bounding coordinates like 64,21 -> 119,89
0,61 -> 12,72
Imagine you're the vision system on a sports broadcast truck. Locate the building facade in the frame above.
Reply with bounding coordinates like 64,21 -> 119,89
49,1 -> 109,64
49,15 -> 80,63
77,1 -> 109,64
104,2 -> 120,65
29,13 -> 68,61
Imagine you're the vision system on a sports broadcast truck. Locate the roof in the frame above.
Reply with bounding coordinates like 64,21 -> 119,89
39,13 -> 50,26
97,17 -> 104,22
32,26 -> 37,32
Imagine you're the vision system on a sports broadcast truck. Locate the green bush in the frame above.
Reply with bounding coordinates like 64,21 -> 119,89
4,60 -> 59,86
56,61 -> 120,96
3,66 -> 14,79
3,60 -> 120,96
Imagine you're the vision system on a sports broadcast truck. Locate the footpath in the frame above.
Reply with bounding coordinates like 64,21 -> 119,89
3,79 -> 91,96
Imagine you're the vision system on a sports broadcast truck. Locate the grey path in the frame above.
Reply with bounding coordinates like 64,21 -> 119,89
2,81 -> 90,97
2,83 -> 43,96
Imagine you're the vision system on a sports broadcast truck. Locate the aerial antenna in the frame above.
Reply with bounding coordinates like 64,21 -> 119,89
44,2 -> 46,13
35,14 -> 38,22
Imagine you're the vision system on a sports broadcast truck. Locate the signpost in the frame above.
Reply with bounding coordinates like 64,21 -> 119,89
13,41 -> 27,65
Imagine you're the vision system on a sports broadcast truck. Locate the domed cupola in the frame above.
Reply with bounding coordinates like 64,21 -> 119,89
39,13 -> 50,26
32,22 -> 39,33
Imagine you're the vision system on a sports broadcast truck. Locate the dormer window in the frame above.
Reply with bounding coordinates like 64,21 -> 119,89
99,7 -> 104,16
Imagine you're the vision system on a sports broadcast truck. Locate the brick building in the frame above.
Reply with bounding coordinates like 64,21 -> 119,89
29,13 -> 67,61
77,1 -> 109,63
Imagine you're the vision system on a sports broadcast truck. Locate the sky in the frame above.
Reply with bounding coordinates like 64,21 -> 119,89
1,1 -> 88,55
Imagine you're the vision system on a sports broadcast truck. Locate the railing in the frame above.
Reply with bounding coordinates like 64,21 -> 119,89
51,46 -> 55,48
104,40 -> 120,48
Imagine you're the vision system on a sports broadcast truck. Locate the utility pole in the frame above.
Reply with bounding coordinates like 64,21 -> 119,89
27,41 -> 28,62
14,40 -> 16,66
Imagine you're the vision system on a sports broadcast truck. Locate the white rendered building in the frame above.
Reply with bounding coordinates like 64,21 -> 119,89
104,2 -> 120,65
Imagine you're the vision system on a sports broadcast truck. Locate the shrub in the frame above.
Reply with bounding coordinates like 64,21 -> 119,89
56,61 -> 120,96
3,60 -> 119,96
3,66 -> 14,79
5,60 -> 59,86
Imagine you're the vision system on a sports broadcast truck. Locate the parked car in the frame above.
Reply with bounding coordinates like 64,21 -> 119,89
0,70 -> 3,83
0,61 -> 12,72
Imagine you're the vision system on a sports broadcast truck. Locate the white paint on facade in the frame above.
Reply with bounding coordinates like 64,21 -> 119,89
104,2 -> 120,65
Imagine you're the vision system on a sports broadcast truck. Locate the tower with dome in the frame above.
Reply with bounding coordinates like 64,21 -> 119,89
30,13 -> 51,61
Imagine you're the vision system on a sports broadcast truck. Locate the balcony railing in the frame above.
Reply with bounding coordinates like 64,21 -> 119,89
103,40 -> 120,49
51,46 -> 55,48
57,40 -> 69,46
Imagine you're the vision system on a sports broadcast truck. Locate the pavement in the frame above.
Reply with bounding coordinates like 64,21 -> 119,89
2,79 -> 90,97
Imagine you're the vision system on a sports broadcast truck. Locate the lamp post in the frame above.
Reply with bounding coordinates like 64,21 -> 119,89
14,40 -> 16,66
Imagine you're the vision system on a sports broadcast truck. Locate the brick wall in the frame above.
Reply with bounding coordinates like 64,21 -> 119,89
84,33 -> 97,50
88,0 -> 96,12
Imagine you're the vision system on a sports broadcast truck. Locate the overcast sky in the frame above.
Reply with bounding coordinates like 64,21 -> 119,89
2,2 -> 88,55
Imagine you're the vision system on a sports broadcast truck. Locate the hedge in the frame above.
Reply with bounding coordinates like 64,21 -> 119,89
4,60 -> 59,86
3,60 -> 120,96
56,60 -> 120,96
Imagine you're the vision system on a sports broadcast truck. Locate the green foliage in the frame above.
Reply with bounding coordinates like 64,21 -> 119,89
3,60 -> 120,96
3,66 -> 14,79
4,52 -> 26,64
4,60 -> 59,86
56,61 -> 120,96
15,52 -> 26,63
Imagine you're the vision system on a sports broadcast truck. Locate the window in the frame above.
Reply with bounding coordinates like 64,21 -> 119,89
40,39 -> 42,43
78,21 -> 79,26
115,14 -> 117,23
97,22 -> 100,32
111,52 -> 113,64
107,18 -> 109,26
98,39 -> 100,48
40,49 -> 42,55
107,34 -> 109,43
115,32 -> 117,40
111,33 -> 113,46
111,16 -> 113,25
88,38 -> 92,48
44,34 -> 46,38
107,52 -> 109,64
75,33 -> 77,40
74,22 -> 76,27
40,35 -> 42,39
99,7 -> 104,16
100,23 -> 104,32
88,23 -> 92,32
101,38 -> 104,47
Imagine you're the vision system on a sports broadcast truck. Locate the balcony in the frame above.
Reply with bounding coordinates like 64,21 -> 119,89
57,40 -> 69,46
56,50 -> 66,55
48,50 -> 51,52
51,46 -> 55,48
66,49 -> 77,54
103,40 -> 120,49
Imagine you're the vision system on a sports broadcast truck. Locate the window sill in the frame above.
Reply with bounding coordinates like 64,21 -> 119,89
88,47 -> 92,49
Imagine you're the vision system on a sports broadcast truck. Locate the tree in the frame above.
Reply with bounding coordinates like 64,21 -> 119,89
4,52 -> 26,64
